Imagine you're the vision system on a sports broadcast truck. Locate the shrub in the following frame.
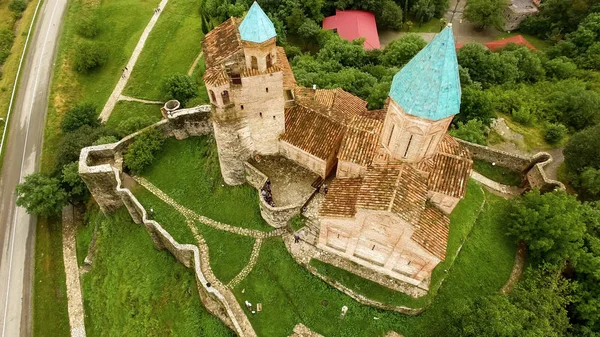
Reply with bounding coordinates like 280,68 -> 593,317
449,119 -> 488,145
9,0 -> 27,14
73,41 -> 107,73
115,116 -> 154,137
93,135 -> 119,145
76,14 -> 100,39
124,129 -> 165,174
564,124 -> 600,174
0,29 -> 14,65
61,103 -> 99,133
544,123 -> 567,144
161,74 -> 197,105
511,105 -> 534,125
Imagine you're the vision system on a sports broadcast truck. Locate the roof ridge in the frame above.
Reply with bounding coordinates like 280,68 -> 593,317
388,165 -> 404,212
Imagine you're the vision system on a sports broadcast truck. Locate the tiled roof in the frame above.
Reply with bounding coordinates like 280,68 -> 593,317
203,66 -> 229,87
389,26 -> 461,121
281,105 -> 345,160
413,204 -> 450,259
238,2 -> 277,43
338,115 -> 383,166
241,64 -> 282,77
417,135 -> 472,198
319,178 -> 363,217
202,18 -> 242,69
293,88 -> 367,125
356,164 -> 428,224
275,47 -> 296,89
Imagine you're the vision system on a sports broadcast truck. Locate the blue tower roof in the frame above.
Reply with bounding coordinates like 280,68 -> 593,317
388,27 -> 461,121
238,2 -> 277,44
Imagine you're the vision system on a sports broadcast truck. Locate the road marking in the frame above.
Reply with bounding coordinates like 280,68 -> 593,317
0,0 -> 43,158
1,0 -> 61,335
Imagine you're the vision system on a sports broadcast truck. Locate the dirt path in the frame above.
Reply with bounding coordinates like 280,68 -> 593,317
501,242 -> 527,294
187,51 -> 203,76
62,205 -> 86,337
99,0 -> 169,122
118,95 -> 164,105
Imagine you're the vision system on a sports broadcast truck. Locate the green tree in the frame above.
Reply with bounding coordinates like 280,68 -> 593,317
115,116 -> 155,137
76,13 -> 100,39
456,85 -> 495,124
73,41 -> 107,73
449,119 -> 488,145
93,135 -> 119,145
297,19 -> 322,40
16,173 -> 68,217
380,34 -> 427,67
507,190 -> 587,265
61,162 -> 88,202
376,0 -> 403,30
579,167 -> 600,197
412,0 -> 436,24
544,123 -> 567,144
60,103 -> 99,133
8,0 -> 27,14
56,125 -> 111,171
124,129 -> 165,174
564,125 -> 600,174
0,28 -> 15,65
464,0 -> 507,30
544,57 -> 578,79
162,74 -> 197,105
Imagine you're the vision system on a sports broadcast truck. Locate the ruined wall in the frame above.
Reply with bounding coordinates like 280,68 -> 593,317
336,160 -> 366,179
212,117 -> 251,185
243,161 -> 267,190
280,141 -> 328,177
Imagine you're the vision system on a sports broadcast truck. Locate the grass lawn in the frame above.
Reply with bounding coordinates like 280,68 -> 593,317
42,0 -> 158,171
473,159 -> 523,186
81,208 -> 234,336
76,209 -> 98,266
310,179 -> 485,309
496,32 -> 553,50
234,189 -> 515,337
499,113 -> 556,151
123,0 -> 204,101
141,136 -> 273,232
33,218 -> 70,337
105,100 -> 163,132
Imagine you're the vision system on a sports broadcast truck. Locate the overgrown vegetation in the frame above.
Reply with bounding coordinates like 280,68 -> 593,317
472,159 -> 522,186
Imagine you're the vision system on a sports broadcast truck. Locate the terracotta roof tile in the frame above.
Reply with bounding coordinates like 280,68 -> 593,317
202,18 -> 243,69
203,66 -> 229,86
412,204 -> 450,259
338,115 -> 383,166
281,105 -> 345,160
320,178 -> 363,217
391,165 -> 429,226
293,88 -> 366,124
275,47 -> 296,89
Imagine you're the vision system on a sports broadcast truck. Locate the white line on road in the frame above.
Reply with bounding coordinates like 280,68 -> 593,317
0,0 -> 43,158
1,0 -> 61,335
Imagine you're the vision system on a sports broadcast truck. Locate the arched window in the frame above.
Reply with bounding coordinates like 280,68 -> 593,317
251,56 -> 258,70
266,54 -> 272,68
209,90 -> 216,103
221,90 -> 230,105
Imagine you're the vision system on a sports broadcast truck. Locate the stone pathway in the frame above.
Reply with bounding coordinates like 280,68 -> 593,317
99,0 -> 169,122
133,176 -> 286,239
228,238 -> 262,289
62,205 -> 86,337
187,51 -> 203,76
118,95 -> 164,105
289,324 -> 324,337
470,171 -> 525,197
501,242 -> 527,294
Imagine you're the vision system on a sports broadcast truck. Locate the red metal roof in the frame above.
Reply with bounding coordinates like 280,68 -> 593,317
455,35 -> 536,51
322,10 -> 381,50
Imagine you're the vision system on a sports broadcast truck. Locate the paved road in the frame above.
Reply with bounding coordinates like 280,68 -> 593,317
0,0 -> 68,335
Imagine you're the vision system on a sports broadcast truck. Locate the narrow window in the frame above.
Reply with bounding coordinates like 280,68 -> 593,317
240,105 -> 244,110
251,56 -> 258,70
259,112 -> 262,118
266,87 -> 269,93
425,136 -> 435,155
221,90 -> 230,105
404,135 -> 413,158
273,115 -> 276,119
231,73 -> 241,85
371,245 -> 376,250
337,234 -> 340,238
386,125 -> 395,147
266,53 -> 272,68
209,90 -> 216,103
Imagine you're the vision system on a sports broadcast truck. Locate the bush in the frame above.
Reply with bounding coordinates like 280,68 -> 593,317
564,125 -> 600,174
93,135 -> 119,145
115,116 -> 155,137
449,119 -> 488,145
9,0 -> 27,14
0,29 -> 14,65
511,105 -> 534,125
76,14 -> 100,39
124,128 -> 165,174
73,41 -> 107,73
544,123 -> 567,144
56,125 -> 110,171
60,103 -> 99,133
161,74 -> 197,105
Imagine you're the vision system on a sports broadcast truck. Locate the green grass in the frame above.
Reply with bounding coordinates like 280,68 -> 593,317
76,210 -> 98,266
234,189 -> 515,337
473,159 -> 523,186
42,0 -> 158,171
105,100 -> 163,131
123,0 -> 204,101
499,113 -> 554,151
33,218 -> 70,337
409,18 -> 443,33
496,32 -> 553,50
142,136 -> 273,232
82,208 -> 234,337
195,222 -> 256,284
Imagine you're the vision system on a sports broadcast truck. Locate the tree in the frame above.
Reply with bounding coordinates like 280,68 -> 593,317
412,0 -> 436,24
93,135 -> 119,145
73,41 -> 107,73
579,167 -> 600,197
564,125 -> 600,174
61,162 -> 88,202
56,125 -> 110,171
76,13 -> 100,38
16,173 -> 68,217
449,119 -> 488,145
507,190 -> 587,265
544,123 -> 567,144
456,85 -> 495,124
124,129 -> 165,174
297,19 -> 321,40
0,28 -> 15,65
60,103 -> 99,133
162,74 -> 197,105
464,0 -> 507,30
380,34 -> 427,67
544,57 -> 578,79
8,0 -> 27,14
376,0 -> 403,30
115,116 -> 155,137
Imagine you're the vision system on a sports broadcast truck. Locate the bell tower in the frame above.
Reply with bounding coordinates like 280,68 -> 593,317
380,26 -> 461,163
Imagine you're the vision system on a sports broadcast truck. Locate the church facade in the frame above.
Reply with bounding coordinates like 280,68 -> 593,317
202,2 -> 472,289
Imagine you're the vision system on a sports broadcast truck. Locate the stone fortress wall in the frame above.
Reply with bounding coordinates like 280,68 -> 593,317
456,138 -> 565,192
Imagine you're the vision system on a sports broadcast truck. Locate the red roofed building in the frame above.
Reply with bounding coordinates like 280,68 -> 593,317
323,10 -> 381,50
455,35 -> 536,52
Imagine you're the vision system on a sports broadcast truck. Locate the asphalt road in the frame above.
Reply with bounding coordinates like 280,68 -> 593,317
0,0 -> 68,335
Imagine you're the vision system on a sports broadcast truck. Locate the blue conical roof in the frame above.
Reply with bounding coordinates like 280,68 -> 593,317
388,27 -> 461,121
238,2 -> 277,43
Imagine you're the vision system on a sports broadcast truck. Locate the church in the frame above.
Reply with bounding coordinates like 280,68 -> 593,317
202,2 -> 472,289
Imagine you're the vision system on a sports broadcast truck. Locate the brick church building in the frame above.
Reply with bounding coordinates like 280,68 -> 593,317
202,2 -> 472,289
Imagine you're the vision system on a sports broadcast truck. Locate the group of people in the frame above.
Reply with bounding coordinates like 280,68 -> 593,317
153,7 -> 161,14
261,180 -> 275,207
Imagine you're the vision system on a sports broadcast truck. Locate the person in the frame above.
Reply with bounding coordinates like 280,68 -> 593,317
148,208 -> 154,219
294,234 -> 300,243
323,183 -> 328,194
